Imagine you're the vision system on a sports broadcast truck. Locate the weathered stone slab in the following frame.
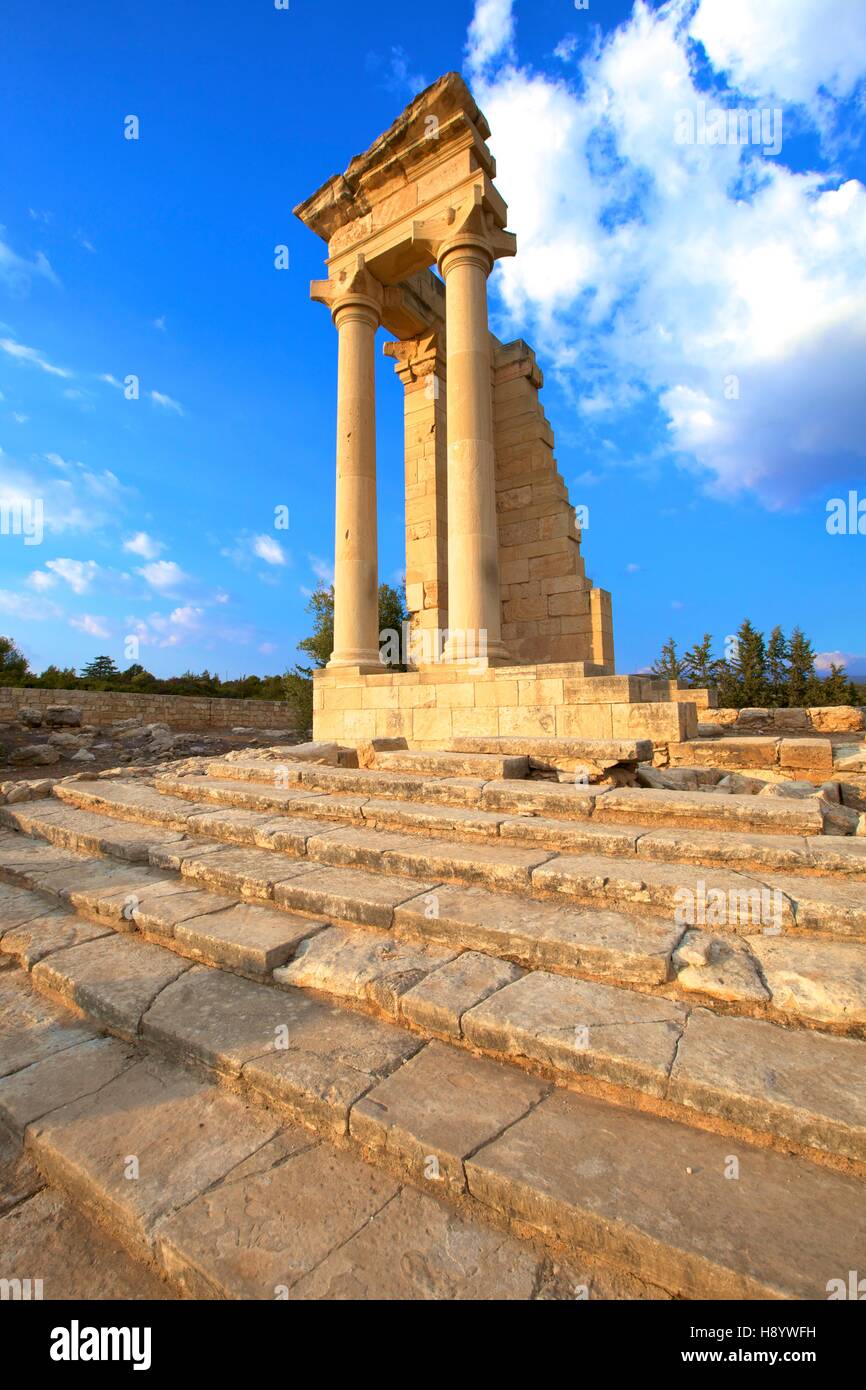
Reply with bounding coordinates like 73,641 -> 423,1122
55,778 -> 203,828
746,933 -> 866,1025
157,1132 -> 399,1299
175,903 -> 323,977
32,934 -> 190,1039
0,1123 -> 43,1214
375,749 -> 529,779
667,737 -> 779,770
0,1186 -> 171,1299
668,1008 -> 866,1161
0,883 -> 68,934
383,835 -> 552,892
637,827 -> 811,873
399,952 -> 524,1039
361,798 -> 506,841
596,788 -> 823,836
27,1056 -> 281,1259
1,909 -> 112,969
351,1041 -> 548,1192
480,780 -> 602,819
394,883 -> 680,984
672,931 -> 769,1004
0,970 -> 95,1077
274,865 -> 436,929
463,971 -> 684,1095
176,845 -> 314,899
466,1088 -> 866,1299
500,817 -> 639,855
275,926 -> 454,1011
142,965 -> 292,1075
806,836 -> 866,876
184,807 -> 283,846
769,873 -> 866,937
126,884 -> 238,935
29,858 -> 180,917
450,735 -> 652,763
0,1036 -> 136,1134
1,801 -> 181,863
242,991 -> 422,1139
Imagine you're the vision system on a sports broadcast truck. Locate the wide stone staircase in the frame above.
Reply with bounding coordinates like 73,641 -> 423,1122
1,741 -> 865,1299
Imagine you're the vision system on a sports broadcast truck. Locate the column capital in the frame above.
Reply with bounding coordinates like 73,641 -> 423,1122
311,254 -> 384,326
383,329 -> 444,387
411,186 -> 517,279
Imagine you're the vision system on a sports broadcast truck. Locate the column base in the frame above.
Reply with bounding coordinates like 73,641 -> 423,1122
327,653 -> 383,673
442,633 -> 509,667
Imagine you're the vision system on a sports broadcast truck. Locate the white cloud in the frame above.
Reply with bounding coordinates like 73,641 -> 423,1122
152,316 -> 166,331
259,641 -> 277,655
70,613 -> 111,638
0,233 -> 58,294
0,336 -> 71,378
136,560 -> 189,593
253,534 -> 287,566
466,0 -> 515,80
26,570 -> 56,592
150,389 -> 183,414
308,554 -> 335,585
44,558 -> 100,594
470,0 -> 866,507
123,531 -> 165,560
0,590 -> 63,621
690,0 -> 866,112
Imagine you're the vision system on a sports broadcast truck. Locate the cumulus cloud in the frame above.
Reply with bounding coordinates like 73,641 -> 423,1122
253,534 -> 287,566
466,0 -> 515,80
123,531 -> 165,560
467,0 -> 866,507
0,590 -> 63,621
41,558 -> 100,594
136,560 -> 189,593
70,613 -> 111,638
0,454 -> 131,535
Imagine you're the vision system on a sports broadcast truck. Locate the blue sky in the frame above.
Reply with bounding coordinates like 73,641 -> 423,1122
1,0 -> 864,680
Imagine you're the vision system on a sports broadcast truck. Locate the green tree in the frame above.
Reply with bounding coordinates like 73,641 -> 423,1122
682,633 -> 719,688
731,619 -> 768,708
0,635 -> 29,682
765,626 -> 790,707
651,637 -> 685,681
821,662 -> 851,705
79,655 -> 120,683
787,628 -> 816,709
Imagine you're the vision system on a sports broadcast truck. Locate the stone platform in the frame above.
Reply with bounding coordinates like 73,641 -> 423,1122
313,664 -> 712,749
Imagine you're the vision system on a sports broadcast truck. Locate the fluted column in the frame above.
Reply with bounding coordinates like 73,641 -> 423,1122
311,258 -> 383,669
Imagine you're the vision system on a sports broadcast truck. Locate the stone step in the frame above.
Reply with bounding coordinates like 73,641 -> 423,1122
42,798 -> 866,941
594,787 -> 825,836
2,946 -> 864,1299
448,735 -> 652,766
0,968 -> 619,1300
4,835 -> 866,1158
373,749 -> 530,779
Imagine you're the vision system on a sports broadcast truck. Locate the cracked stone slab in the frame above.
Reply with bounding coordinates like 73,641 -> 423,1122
768,873 -> 866,937
399,952 -> 525,1039
636,827 -> 812,874
258,817 -> 344,855
746,933 -> 866,1025
125,884 -> 238,935
806,836 -> 866,876
480,780 -> 602,818
159,776 -> 308,814
175,902 -> 324,977
462,971 -> 685,1096
394,883 -> 681,985
1,908 -> 112,970
500,818 -> 640,856
28,858 -> 181,917
465,1088 -> 866,1299
274,865 -> 436,930
175,845 -> 315,899
350,1040 -> 548,1193
0,969 -> 96,1077
595,787 -> 824,836
0,1186 -> 171,1299
1,801 -> 183,864
142,964 -> 296,1075
55,778 -> 208,828
303,829 -> 556,893
275,925 -> 455,1012
32,933 -> 190,1040
673,931 -> 770,1005
26,1055 -> 282,1260
0,1123 -> 43,1215
0,883 -> 70,935
184,807 -> 287,846
0,833 -> 83,883
668,1007 -> 866,1161
157,1130 -> 399,1298
0,1035 -> 137,1135
360,799 -> 506,841
242,992 -> 422,1139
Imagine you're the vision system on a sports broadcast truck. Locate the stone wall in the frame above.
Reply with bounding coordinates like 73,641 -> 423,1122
313,663 -> 700,749
0,687 -> 298,732
706,706 -> 865,736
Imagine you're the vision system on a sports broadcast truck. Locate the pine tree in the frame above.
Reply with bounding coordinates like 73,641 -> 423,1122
651,637 -> 685,680
787,628 -> 816,709
79,655 -> 120,682
765,626 -> 789,707
821,663 -> 850,705
731,619 -> 767,708
682,633 -> 719,689
0,635 -> 29,683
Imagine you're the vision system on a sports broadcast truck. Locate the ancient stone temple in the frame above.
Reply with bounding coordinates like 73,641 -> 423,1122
296,73 -> 707,747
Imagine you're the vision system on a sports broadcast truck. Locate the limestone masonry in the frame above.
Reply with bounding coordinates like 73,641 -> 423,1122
295,73 -> 704,746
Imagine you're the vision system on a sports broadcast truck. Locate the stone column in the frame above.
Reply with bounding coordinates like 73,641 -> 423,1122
414,189 -> 516,666
311,259 -> 384,669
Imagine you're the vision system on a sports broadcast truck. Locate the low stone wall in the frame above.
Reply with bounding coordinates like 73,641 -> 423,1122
313,664 -> 704,748
0,687 -> 298,732
706,706 -> 865,736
